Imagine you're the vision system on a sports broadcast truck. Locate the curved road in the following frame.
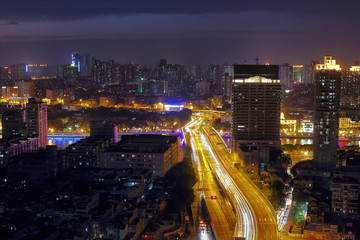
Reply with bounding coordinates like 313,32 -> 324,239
186,112 -> 280,240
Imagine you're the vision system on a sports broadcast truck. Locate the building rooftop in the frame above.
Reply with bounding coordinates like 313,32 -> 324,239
67,136 -> 109,147
234,64 -> 279,75
107,134 -> 179,153
10,145 -> 56,161
0,137 -> 39,147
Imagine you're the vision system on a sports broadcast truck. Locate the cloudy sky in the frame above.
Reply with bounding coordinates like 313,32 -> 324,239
0,0 -> 359,66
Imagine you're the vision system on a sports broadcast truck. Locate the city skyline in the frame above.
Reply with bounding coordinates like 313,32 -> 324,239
1,0 -> 360,65
1,0 -> 360,239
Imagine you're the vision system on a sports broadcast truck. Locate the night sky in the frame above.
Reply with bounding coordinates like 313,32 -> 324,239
1,0 -> 360,66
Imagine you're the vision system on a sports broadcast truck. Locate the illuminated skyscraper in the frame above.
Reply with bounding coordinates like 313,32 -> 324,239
71,52 -> 92,76
313,56 -> 341,171
231,65 -> 281,176
71,52 -> 81,71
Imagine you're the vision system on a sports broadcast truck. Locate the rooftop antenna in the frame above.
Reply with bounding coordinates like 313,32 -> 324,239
255,56 -> 259,65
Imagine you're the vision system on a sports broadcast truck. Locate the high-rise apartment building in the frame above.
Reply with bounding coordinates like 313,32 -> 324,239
292,65 -> 304,84
15,80 -> 35,97
313,56 -> 341,171
2,108 -> 27,139
0,99 -> 47,166
188,65 -> 202,79
57,64 -> 79,86
207,64 -> 221,94
123,63 -> 139,83
231,65 -> 281,176
156,59 -> 168,80
0,66 -> 11,84
26,98 -> 48,148
92,60 -> 122,85
303,61 -> 317,84
10,64 -> 27,80
341,65 -> 360,109
221,64 -> 233,103
332,177 -> 359,220
279,63 -> 293,90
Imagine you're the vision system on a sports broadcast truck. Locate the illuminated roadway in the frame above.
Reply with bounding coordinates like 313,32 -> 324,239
184,118 -> 234,240
185,112 -> 280,240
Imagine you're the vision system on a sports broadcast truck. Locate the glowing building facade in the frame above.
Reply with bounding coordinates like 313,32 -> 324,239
231,65 -> 281,176
313,56 -> 341,171
232,65 -> 281,147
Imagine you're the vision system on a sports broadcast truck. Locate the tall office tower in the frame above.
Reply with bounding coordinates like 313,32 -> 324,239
292,65 -> 304,84
221,64 -> 233,103
10,64 -> 27,80
2,108 -> 27,139
341,65 -> 360,109
26,98 -> 48,148
71,52 -> 92,76
313,56 -> 341,171
71,52 -> 81,70
207,64 -> 221,94
231,65 -> 281,176
232,64 -> 281,148
279,63 -> 293,90
57,64 -> 79,86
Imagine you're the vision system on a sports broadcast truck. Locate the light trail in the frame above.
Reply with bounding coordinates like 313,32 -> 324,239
184,116 -> 257,240
183,117 -> 233,240
277,188 -> 293,231
199,131 -> 258,240
184,112 -> 280,240
203,122 -> 280,240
